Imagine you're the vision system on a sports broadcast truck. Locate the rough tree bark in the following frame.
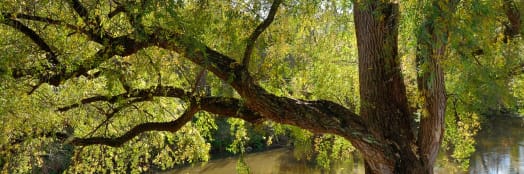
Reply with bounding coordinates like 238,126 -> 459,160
1,0 -> 465,173
353,0 -> 460,173
416,0 -> 460,172
353,1 -> 418,173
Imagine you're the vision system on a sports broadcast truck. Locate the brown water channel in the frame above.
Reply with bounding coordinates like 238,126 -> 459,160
168,117 -> 524,174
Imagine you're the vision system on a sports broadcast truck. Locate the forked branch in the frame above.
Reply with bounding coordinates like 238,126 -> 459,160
242,0 -> 283,67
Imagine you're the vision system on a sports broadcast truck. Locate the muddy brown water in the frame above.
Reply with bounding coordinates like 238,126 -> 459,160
167,117 -> 524,174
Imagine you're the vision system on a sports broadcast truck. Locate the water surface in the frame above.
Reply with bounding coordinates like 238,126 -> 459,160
168,117 -> 524,174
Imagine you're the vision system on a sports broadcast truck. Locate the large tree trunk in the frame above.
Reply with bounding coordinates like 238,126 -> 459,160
416,0 -> 460,172
4,0 -> 460,173
352,0 -> 459,173
353,1 -> 426,173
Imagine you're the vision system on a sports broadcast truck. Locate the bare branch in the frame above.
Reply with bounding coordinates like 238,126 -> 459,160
242,0 -> 283,67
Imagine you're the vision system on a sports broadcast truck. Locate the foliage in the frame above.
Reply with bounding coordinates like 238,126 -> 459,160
0,0 -> 523,172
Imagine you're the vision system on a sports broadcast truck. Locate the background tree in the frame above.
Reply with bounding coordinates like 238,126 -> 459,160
1,0 -> 522,173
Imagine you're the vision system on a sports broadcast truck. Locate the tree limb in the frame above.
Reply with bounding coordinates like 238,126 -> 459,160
1,14 -> 59,65
68,0 -> 90,23
84,97 -> 154,137
2,11 -> 146,87
57,86 -> 186,112
199,97 -> 263,123
56,84 -> 264,123
1,1 -> 384,158
242,0 -> 282,67
1,12 -> 90,36
67,0 -> 107,43
108,5 -> 126,18
68,103 -> 199,147
65,95 -> 265,147
150,27 -> 386,162
13,35 -> 145,86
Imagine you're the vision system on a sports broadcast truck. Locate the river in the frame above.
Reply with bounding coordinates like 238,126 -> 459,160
167,117 -> 524,174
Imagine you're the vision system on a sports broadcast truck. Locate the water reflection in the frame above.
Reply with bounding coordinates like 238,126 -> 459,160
168,117 -> 524,174
468,117 -> 524,174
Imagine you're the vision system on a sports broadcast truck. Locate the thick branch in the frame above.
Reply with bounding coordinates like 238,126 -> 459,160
199,97 -> 263,123
149,27 -> 389,169
2,3 -> 384,165
108,5 -> 126,18
69,0 -> 90,23
1,15 -> 59,65
242,0 -> 282,67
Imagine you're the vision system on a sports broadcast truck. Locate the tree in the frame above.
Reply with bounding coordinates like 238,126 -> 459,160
0,0 -> 522,173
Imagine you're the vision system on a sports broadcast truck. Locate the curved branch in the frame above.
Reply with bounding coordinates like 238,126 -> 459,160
242,0 -> 282,67
66,96 -> 265,147
150,28 -> 387,162
14,35 -> 145,86
56,85 -> 264,123
1,15 -> 59,65
57,85 -> 186,112
69,104 -> 199,147
1,2 -> 383,160
3,12 -> 137,86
